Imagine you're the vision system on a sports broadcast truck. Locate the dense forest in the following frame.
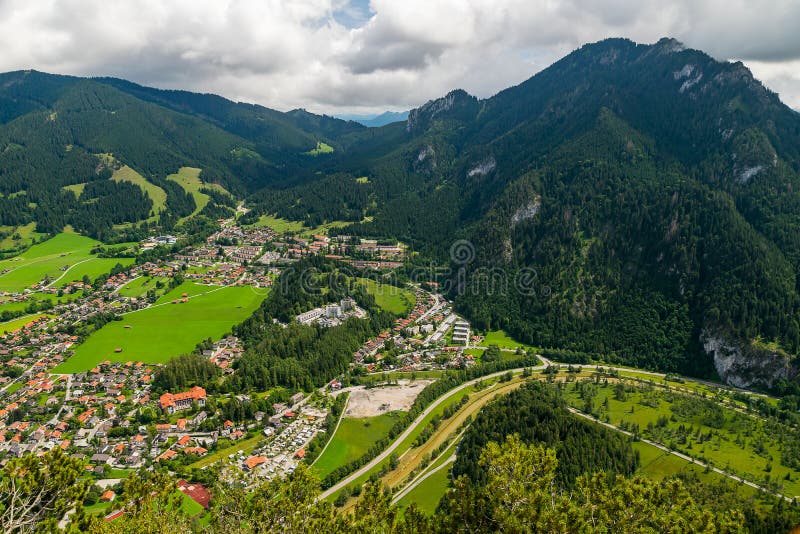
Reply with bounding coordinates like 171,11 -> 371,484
451,381 -> 639,488
4,38 -> 800,387
230,258 -> 395,391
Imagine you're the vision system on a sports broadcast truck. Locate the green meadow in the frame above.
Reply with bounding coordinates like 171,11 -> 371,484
0,314 -> 54,335
562,378 -> 800,497
54,282 -> 266,373
167,167 -> 229,222
112,165 -> 167,220
0,231 -> 127,293
358,278 -> 415,315
479,330 -> 535,350
304,141 -> 334,156
313,412 -> 402,480
0,222 -> 45,254
117,276 -> 171,298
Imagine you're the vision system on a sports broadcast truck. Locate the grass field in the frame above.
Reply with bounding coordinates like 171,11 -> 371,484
0,314 -> 54,335
304,142 -> 334,156
313,412 -> 402,480
479,330 -> 535,350
395,464 -> 451,514
62,183 -> 86,196
53,282 -> 266,373
0,222 -> 46,254
52,257 -> 135,288
188,433 -> 263,470
167,167 -> 229,222
0,232 -> 111,293
112,165 -> 167,220
117,276 -> 171,298
358,278 -> 415,315
562,378 -> 800,497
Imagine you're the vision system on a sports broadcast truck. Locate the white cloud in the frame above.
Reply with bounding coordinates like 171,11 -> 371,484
0,0 -> 797,113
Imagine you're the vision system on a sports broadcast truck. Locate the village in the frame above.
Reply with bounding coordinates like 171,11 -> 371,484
0,216 -> 441,515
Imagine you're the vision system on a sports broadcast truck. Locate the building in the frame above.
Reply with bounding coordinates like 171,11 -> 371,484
159,386 -> 207,414
452,320 -> 470,346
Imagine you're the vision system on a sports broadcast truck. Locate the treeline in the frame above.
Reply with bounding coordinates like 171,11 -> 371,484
230,257 -> 395,391
304,393 -> 348,464
151,353 -> 220,394
452,381 -> 638,489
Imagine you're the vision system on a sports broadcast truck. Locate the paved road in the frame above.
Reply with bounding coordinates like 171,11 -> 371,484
311,395 -> 350,466
567,407 -> 793,501
392,454 -> 455,504
318,359 -> 549,500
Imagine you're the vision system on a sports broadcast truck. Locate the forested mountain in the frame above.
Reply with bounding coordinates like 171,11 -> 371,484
249,38 -> 800,389
0,70 -> 354,239
4,37 -> 800,388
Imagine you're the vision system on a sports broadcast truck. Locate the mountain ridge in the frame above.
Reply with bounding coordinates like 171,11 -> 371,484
2,37 -> 800,389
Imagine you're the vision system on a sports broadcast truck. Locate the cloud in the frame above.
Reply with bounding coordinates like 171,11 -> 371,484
0,0 -> 797,113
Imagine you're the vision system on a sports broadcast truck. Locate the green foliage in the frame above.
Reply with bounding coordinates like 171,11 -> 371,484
453,382 -> 639,489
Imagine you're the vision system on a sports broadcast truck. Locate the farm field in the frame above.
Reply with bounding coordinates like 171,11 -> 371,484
313,412 -> 402,480
358,278 -> 415,315
53,282 -> 266,373
0,232 -> 109,293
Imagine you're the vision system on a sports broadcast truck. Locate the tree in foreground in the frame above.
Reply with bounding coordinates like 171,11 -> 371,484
0,448 -> 89,533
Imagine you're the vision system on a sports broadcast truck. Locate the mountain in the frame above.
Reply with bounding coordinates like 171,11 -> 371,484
0,70 -> 357,239
251,38 -> 800,389
336,111 -> 409,127
3,37 -> 800,389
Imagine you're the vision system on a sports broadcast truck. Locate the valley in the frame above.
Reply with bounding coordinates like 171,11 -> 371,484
1,34 -> 800,533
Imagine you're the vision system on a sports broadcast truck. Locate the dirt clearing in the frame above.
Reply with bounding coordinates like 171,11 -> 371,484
343,380 -> 433,418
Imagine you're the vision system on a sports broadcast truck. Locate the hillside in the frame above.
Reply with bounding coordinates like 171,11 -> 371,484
250,38 -> 800,389
3,38 -> 800,388
0,70 -> 356,240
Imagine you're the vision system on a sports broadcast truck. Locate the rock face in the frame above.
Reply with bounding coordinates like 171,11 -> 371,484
701,328 -> 795,389
511,198 -> 541,227
406,89 -> 478,133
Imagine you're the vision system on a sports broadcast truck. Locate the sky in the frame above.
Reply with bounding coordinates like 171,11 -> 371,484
0,0 -> 798,115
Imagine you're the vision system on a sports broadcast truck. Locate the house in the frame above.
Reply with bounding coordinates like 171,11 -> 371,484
100,490 -> 115,502
244,456 -> 266,470
159,386 -> 207,414
177,480 -> 211,509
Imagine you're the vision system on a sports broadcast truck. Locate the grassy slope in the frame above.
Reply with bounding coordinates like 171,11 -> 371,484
167,167 -> 229,222
562,379 -> 800,496
0,313 -> 54,335
313,412 -> 402,480
358,278 -> 415,315
111,165 -> 167,219
0,232 -> 104,293
54,282 -> 266,373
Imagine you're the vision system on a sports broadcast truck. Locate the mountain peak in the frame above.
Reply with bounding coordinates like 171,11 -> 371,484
406,89 -> 478,133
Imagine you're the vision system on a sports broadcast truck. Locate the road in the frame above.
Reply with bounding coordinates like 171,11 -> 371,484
325,355 -> 788,507
392,454 -> 455,504
566,407 -> 793,502
311,394 -> 350,466
318,359 -> 548,500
